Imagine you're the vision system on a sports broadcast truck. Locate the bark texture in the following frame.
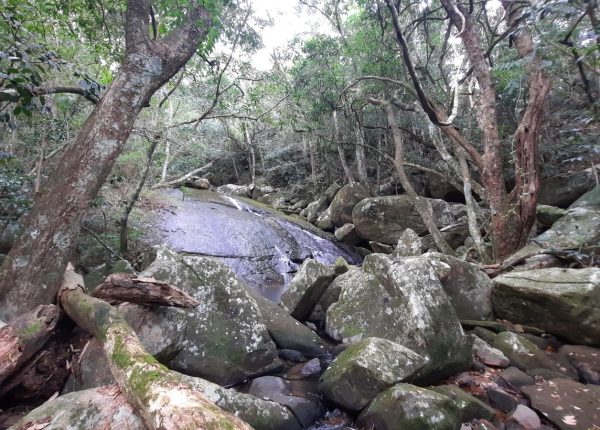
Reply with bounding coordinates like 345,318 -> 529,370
58,265 -> 252,430
0,304 -> 59,386
0,0 -> 213,320
91,273 -> 199,308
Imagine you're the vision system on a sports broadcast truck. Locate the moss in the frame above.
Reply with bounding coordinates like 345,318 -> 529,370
16,320 -> 43,338
130,368 -> 163,397
112,335 -> 134,369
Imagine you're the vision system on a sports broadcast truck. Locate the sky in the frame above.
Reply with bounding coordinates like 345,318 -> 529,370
250,0 -> 333,70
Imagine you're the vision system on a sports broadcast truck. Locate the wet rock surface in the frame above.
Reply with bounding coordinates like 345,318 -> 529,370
150,188 -> 361,302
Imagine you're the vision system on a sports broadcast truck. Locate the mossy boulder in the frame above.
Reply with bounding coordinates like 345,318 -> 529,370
141,246 -> 280,385
358,384 -> 461,430
430,385 -> 496,422
325,254 -> 471,383
536,205 -> 567,228
493,268 -> 600,345
318,337 -> 427,411
493,332 -> 578,379
281,259 -> 335,321
425,253 -> 494,320
328,183 -> 370,227
14,386 -> 145,430
352,195 -> 464,245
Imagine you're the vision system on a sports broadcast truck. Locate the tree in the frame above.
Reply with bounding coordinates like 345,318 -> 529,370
0,0 -> 218,321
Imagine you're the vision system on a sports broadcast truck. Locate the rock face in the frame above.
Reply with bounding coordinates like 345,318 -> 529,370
326,254 -> 471,382
538,170 -> 597,207
358,384 -> 462,430
13,386 -> 145,430
521,378 -> 600,430
493,268 -> 600,345
328,183 -> 370,227
281,259 -> 336,321
142,246 -> 280,385
426,253 -> 494,320
352,195 -> 464,245
318,337 -> 427,411
493,332 -> 578,379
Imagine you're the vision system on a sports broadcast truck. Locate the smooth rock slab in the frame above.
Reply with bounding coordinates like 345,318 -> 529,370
521,378 -> 600,430
358,383 -> 461,430
326,254 -> 471,383
142,246 -> 280,385
493,268 -> 600,345
318,337 -> 427,410
281,259 -> 335,321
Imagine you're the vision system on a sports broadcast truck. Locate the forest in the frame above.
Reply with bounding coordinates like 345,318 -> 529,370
0,0 -> 599,429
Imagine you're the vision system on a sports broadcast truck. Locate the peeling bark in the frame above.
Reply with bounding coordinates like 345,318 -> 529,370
91,273 -> 199,308
0,305 -> 59,387
59,265 -> 252,430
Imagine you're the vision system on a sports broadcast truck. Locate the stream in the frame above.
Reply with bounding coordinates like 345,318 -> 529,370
151,188 -> 362,302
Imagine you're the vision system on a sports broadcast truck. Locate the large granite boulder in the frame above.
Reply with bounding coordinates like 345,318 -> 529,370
493,268 -> 600,345
538,169 -> 597,207
281,259 -> 335,321
429,385 -> 496,422
318,337 -> 427,411
328,183 -> 370,227
217,183 -> 252,197
425,253 -> 494,320
358,384 -> 461,430
141,246 -> 280,385
352,195 -> 465,245
305,183 -> 341,224
326,253 -> 471,382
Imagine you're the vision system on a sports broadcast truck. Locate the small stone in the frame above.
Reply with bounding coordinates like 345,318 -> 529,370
509,404 -> 541,429
287,358 -> 321,380
278,349 -> 307,363
369,241 -> 394,254
391,228 -> 422,257
487,387 -> 521,413
472,335 -> 510,368
496,367 -> 534,389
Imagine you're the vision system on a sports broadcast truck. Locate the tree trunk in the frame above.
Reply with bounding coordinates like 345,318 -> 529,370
354,121 -> 370,188
160,140 -> 171,183
0,0 -> 212,320
151,161 -> 213,189
0,305 -> 59,386
379,99 -> 455,255
309,138 -> 318,189
59,265 -> 252,430
120,137 -> 159,254
333,109 -> 354,184
243,123 -> 256,186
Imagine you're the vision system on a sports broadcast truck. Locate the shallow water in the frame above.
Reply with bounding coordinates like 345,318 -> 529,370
152,189 -> 362,302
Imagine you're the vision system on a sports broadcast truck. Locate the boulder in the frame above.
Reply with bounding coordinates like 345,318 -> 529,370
358,384 -> 462,430
425,253 -> 494,320
558,344 -> 600,384
247,289 -> 332,358
521,378 -> 600,430
493,332 -> 578,379
281,259 -> 335,321
308,267 -> 358,326
369,241 -> 394,254
334,223 -> 361,245
429,385 -> 496,422
305,196 -> 329,224
246,376 -> 320,428
492,268 -> 600,345
326,254 -> 471,383
328,183 -> 370,227
536,205 -> 567,228
318,337 -> 427,411
62,339 -> 116,393
257,192 -> 287,209
13,386 -> 145,430
0,221 -> 21,253
538,169 -> 597,207
471,335 -> 510,368
188,177 -> 211,190
287,358 -> 321,380
508,404 -> 541,429
391,228 -> 423,257
141,246 -> 280,385
182,374 -> 303,430
315,207 -> 333,230
217,183 -> 252,197
352,195 -> 465,245
570,183 -> 600,208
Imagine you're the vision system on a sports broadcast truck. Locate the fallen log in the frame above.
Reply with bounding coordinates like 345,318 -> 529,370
151,161 -> 214,189
91,273 -> 199,308
58,264 -> 251,430
0,305 -> 59,386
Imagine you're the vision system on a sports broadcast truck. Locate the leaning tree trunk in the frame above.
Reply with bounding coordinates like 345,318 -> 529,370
333,109 -> 355,184
0,0 -> 212,321
59,265 -> 251,430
